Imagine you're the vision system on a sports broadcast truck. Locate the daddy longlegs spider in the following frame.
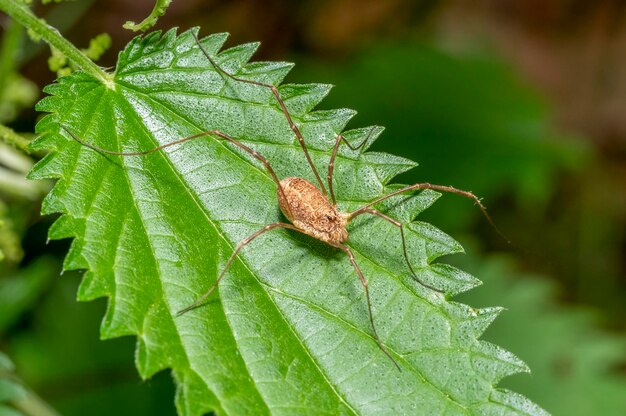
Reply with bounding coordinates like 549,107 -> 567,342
61,31 -> 499,371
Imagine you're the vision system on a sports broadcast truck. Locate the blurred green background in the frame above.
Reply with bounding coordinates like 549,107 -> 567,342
1,1 -> 625,415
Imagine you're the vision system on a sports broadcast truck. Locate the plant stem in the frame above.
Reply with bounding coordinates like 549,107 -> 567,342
123,0 -> 173,32
0,124 -> 30,153
0,18 -> 22,96
0,0 -> 111,85
13,387 -> 61,416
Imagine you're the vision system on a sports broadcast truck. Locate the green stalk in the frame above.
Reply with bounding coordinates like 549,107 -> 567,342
0,19 -> 22,96
0,124 -> 30,153
13,388 -> 61,416
0,0 -> 112,86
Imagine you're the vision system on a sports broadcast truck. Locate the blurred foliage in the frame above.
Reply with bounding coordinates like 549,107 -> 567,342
0,350 -> 59,416
456,252 -> 626,416
0,351 -> 27,416
81,33 -> 111,61
0,144 -> 48,201
0,200 -> 23,264
0,76 -> 37,126
48,33 -> 111,78
0,21 -> 37,125
0,126 -> 31,154
0,257 -> 57,333
0,6 -> 58,415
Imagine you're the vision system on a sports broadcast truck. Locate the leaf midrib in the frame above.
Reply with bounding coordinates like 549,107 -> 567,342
115,90 -> 273,415
111,82 -> 363,414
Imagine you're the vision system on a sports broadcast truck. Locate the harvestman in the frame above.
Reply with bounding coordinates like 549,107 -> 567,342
62,32 -> 496,370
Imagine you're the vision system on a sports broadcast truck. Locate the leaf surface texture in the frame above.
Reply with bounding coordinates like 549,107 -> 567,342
30,28 -> 547,416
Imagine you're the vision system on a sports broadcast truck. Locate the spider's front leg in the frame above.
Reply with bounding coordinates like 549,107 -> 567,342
192,31 -> 328,196
62,126 -> 291,209
176,222 -> 299,316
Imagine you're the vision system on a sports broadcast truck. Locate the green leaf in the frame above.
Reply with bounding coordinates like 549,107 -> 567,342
0,352 -> 60,416
81,33 -> 112,61
457,254 -> 626,416
0,352 -> 26,414
0,257 -> 58,332
29,28 -> 547,415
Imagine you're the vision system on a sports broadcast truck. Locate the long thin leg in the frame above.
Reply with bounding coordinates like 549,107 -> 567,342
327,127 -> 377,205
354,208 -> 441,292
192,32 -> 328,197
177,222 -> 300,316
347,182 -> 508,242
340,244 -> 401,371
62,126 -> 292,216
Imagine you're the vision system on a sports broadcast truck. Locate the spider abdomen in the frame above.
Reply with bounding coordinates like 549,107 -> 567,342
278,177 -> 348,246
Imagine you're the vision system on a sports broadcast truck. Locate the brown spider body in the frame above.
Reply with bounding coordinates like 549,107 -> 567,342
278,177 -> 349,247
